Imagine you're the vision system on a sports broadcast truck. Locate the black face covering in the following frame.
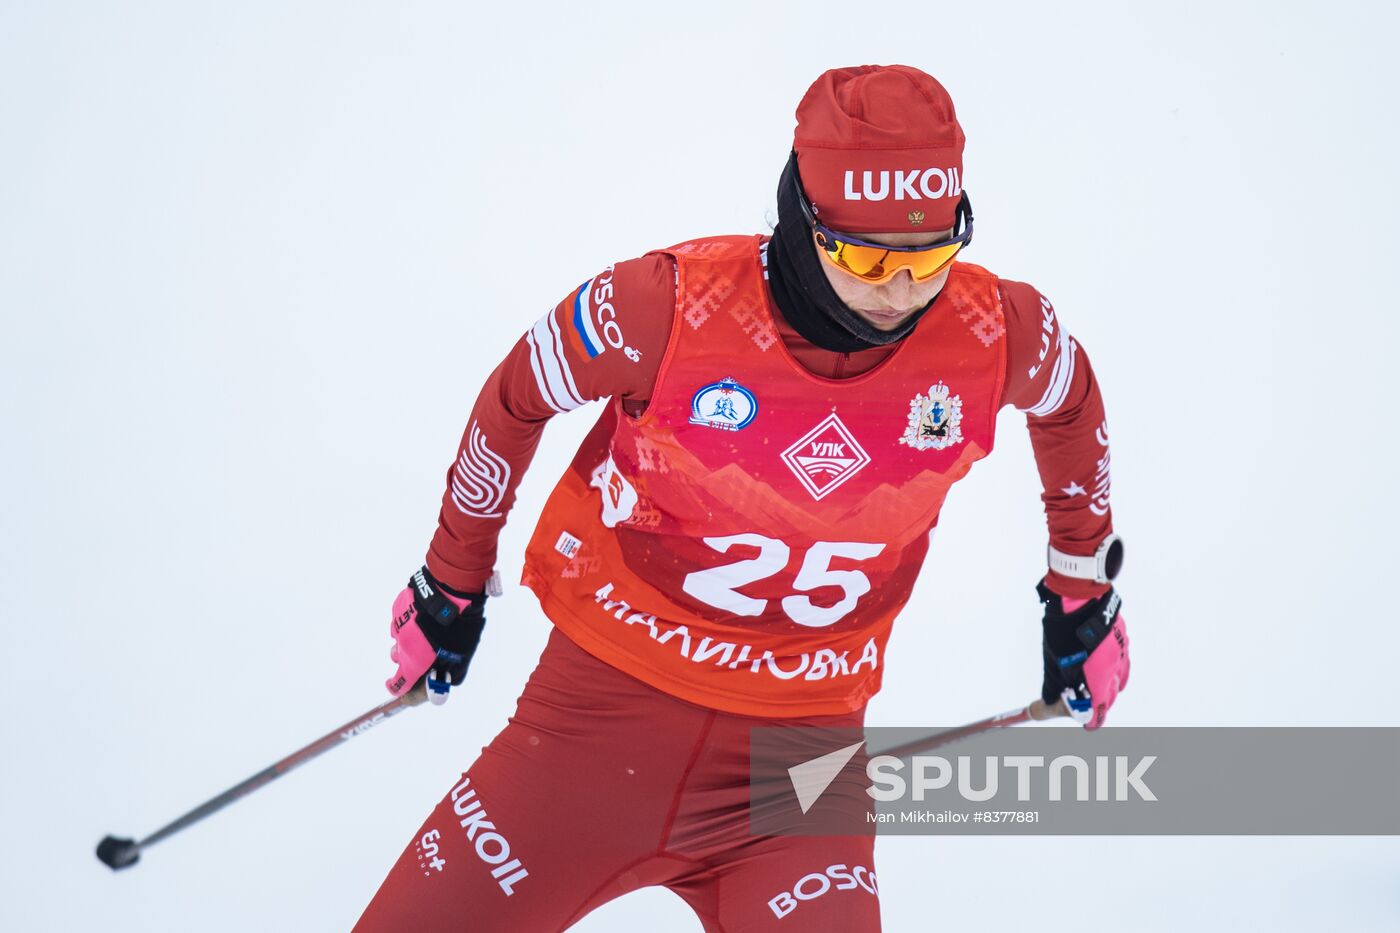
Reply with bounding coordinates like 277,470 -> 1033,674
766,154 -> 942,353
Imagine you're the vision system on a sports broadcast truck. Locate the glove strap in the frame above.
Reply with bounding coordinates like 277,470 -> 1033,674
1072,590 -> 1121,652
411,567 -> 472,627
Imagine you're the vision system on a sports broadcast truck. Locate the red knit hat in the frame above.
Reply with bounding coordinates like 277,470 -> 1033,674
794,65 -> 966,234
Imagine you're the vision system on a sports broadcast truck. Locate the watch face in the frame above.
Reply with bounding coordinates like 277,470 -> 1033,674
1103,537 -> 1125,581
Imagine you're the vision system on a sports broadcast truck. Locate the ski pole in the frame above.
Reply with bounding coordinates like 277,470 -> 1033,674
96,681 -> 429,871
869,693 -> 1075,760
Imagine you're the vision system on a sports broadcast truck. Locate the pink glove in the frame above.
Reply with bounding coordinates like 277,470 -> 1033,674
387,567 -> 485,706
1040,584 -> 1130,730
1065,596 -> 1129,729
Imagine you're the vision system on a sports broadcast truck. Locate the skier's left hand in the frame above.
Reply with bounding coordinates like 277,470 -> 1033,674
1038,581 -> 1129,730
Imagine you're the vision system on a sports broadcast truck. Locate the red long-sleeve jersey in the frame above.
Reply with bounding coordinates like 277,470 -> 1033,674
425,247 -> 1113,600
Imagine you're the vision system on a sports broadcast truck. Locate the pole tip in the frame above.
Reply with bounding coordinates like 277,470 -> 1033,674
96,835 -> 141,871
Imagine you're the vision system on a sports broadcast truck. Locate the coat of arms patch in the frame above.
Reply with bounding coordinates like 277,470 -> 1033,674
900,381 -> 964,451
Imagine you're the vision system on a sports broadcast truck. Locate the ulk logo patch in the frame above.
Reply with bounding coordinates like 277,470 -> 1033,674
781,413 -> 871,500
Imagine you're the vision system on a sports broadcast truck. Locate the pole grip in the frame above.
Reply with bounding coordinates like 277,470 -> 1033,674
1027,697 -> 1071,721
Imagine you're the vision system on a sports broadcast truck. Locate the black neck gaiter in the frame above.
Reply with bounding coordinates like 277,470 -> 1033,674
766,154 -> 941,353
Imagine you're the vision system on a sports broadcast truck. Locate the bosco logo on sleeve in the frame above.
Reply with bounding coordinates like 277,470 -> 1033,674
571,265 -> 627,359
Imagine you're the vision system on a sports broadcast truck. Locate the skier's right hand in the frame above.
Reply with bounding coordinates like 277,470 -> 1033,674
386,566 -> 487,705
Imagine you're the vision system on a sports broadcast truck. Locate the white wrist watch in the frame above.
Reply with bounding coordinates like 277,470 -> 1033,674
1047,534 -> 1123,584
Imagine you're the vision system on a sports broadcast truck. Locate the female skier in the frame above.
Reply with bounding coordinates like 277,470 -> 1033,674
355,63 -> 1129,932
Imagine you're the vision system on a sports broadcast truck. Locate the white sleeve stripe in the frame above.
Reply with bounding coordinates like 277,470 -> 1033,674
1027,337 -> 1072,417
1025,330 -> 1078,417
450,422 -> 510,518
546,306 -> 587,407
1029,332 -> 1069,414
524,329 -> 567,414
526,312 -> 585,412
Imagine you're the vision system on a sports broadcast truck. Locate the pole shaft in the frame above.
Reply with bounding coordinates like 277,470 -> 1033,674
137,688 -> 423,851
870,698 -> 1066,760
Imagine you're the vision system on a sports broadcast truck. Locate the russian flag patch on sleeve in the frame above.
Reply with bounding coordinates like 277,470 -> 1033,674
571,278 -> 606,358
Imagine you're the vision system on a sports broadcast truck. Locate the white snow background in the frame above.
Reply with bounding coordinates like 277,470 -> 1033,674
3,1 -> 1398,930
